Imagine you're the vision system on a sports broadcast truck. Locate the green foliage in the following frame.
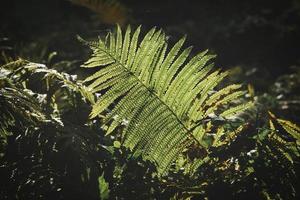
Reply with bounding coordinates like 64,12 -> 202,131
0,59 -> 167,199
80,25 -> 253,175
268,112 -> 300,162
1,24 -> 299,199
272,115 -> 300,142
0,60 -> 106,199
98,173 -> 110,200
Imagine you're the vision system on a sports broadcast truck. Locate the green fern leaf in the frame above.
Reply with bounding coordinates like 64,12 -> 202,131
81,25 -> 251,175
269,111 -> 300,144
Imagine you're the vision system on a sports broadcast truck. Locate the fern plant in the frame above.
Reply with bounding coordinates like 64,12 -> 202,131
80,25 -> 253,175
0,60 -> 107,199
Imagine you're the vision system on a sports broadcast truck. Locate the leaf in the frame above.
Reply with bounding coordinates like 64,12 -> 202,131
269,111 -> 300,144
277,119 -> 300,143
113,141 -> 121,148
98,173 -> 110,200
81,25 -> 251,175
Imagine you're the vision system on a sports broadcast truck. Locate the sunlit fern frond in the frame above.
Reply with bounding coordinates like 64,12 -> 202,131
1,61 -> 48,126
1,59 -> 95,104
80,25 -> 253,175
269,111 -> 300,144
0,60 -> 95,135
0,84 -> 48,152
268,111 -> 300,164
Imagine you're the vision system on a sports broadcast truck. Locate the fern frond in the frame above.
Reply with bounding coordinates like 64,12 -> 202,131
220,101 -> 254,119
277,119 -> 300,142
269,111 -> 300,145
81,25 -> 251,175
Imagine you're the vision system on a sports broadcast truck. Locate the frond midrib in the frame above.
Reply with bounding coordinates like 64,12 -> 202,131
97,44 -> 204,148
